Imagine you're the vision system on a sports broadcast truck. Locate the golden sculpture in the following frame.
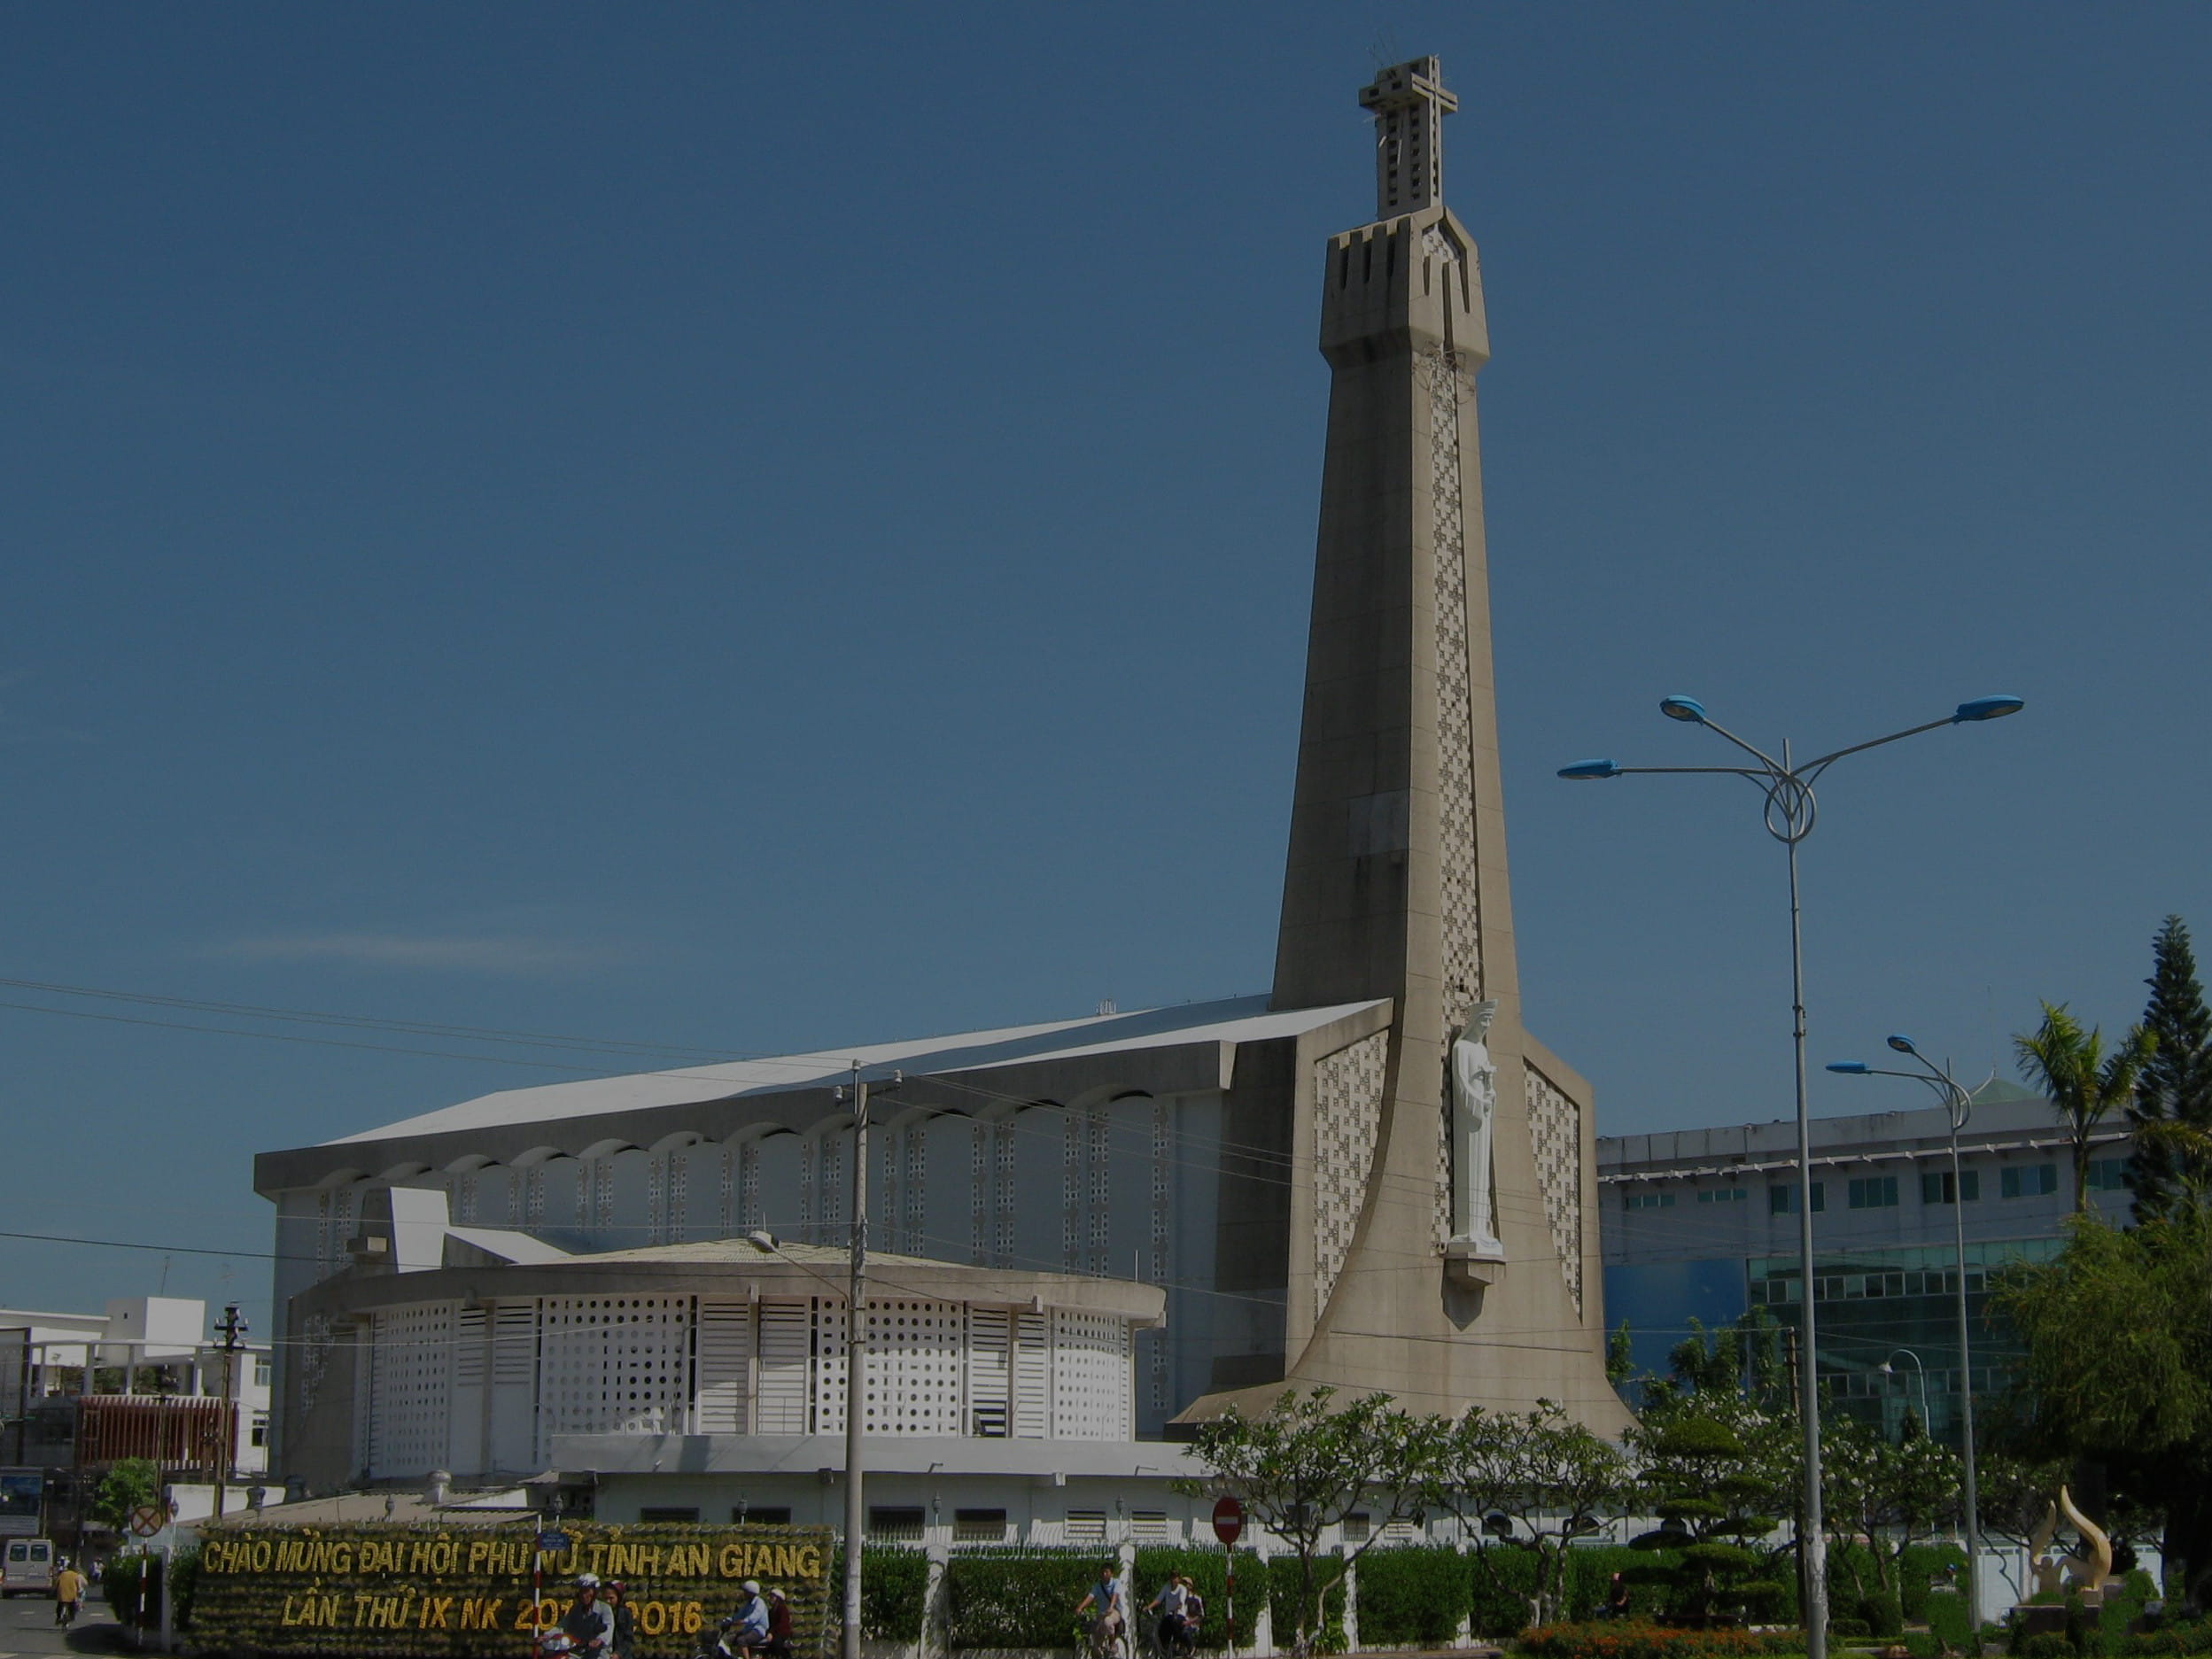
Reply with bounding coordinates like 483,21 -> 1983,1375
2024,1485 -> 2114,1606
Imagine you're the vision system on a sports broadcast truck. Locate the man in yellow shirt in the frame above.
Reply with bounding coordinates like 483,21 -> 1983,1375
54,1561 -> 86,1627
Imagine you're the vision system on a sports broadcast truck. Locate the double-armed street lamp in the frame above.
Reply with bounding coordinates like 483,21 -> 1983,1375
1828,1037 -> 1985,1630
1561,693 -> 2023,1659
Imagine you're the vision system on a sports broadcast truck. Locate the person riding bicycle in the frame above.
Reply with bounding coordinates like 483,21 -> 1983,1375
1145,1575 -> 1200,1655
1074,1562 -> 1127,1655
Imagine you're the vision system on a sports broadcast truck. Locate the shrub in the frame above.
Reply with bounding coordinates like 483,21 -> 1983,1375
1926,1591 -> 1972,1652
1517,1619 -> 1802,1659
1829,1618 -> 1871,1640
943,1548 -> 1099,1650
1897,1545 -> 1969,1624
1355,1547 -> 1468,1646
1858,1591 -> 1905,1639
2124,1619 -> 2212,1656
103,1548 -> 198,1631
2023,1634 -> 2075,1659
1129,1547 -> 1263,1652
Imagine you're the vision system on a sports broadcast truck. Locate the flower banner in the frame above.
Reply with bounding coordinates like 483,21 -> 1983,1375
193,1522 -> 834,1656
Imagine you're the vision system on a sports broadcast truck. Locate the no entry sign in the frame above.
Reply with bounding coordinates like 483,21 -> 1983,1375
1211,1496 -> 1244,1545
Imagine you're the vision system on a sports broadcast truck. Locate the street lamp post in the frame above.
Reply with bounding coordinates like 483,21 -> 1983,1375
1877,1349 -> 1932,1438
746,1064 -> 900,1659
1562,693 -> 2022,1659
1827,1040 -> 1984,1633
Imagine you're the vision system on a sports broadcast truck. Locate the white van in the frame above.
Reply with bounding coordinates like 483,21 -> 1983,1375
1,1538 -> 56,1595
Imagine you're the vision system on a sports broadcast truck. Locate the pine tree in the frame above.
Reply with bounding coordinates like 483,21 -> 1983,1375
2130,916 -> 2212,1221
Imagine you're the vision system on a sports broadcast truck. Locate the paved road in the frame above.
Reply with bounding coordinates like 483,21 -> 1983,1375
0,1585 -> 129,1659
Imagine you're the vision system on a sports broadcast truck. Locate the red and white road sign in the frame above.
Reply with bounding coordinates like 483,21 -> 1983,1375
1211,1496 -> 1244,1545
128,1507 -> 163,1538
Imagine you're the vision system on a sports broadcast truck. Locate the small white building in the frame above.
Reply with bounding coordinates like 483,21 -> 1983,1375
281,1190 -> 1209,1537
0,1296 -> 274,1480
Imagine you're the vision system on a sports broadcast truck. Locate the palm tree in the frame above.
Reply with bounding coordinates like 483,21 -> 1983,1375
2014,1002 -> 2157,1212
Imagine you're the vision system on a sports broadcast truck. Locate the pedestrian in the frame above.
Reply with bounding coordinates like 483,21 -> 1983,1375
54,1558 -> 86,1627
606,1581 -> 638,1659
1598,1573 -> 1632,1621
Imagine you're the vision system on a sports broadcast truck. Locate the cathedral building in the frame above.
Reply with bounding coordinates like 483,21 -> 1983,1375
253,57 -> 1629,1495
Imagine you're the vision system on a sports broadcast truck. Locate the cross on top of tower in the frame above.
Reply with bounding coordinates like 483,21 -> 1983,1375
1358,56 -> 1456,220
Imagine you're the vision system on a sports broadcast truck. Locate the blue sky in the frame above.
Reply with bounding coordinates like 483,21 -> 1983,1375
4,4 -> 2209,1329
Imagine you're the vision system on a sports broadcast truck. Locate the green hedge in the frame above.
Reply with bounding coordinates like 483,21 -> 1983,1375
1463,1546 -> 1680,1638
943,1548 -> 1101,1650
828,1547 -> 927,1642
1355,1547 -> 1467,1646
1268,1552 -> 1346,1655
104,1548 -> 200,1631
1129,1547 -> 1262,1651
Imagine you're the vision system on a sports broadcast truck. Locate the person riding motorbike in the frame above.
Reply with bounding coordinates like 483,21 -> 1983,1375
563,1575 -> 617,1658
728,1580 -> 772,1658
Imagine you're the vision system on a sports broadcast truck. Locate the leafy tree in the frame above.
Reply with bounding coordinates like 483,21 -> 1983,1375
1820,1410 -> 1962,1603
1424,1404 -> 1632,1628
1995,1210 -> 2212,1606
1608,1322 -> 1635,1389
2131,917 -> 2212,1221
91,1458 -> 159,1531
2014,1003 -> 2156,1212
1491,1405 -> 1634,1626
1179,1388 -> 1445,1656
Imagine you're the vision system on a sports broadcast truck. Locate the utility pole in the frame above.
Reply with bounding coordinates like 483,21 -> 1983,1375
211,1306 -> 246,1521
842,1062 -> 868,1659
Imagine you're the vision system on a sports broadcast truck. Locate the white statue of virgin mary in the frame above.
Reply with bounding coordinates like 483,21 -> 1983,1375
1449,1002 -> 1504,1257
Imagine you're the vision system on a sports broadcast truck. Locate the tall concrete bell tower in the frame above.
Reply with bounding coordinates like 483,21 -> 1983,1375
1260,58 -> 1628,1429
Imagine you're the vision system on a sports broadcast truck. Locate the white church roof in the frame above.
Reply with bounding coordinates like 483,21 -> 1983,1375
325,993 -> 1387,1144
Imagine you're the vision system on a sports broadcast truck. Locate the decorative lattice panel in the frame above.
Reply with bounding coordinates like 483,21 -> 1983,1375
365,1301 -> 452,1479
536,1295 -> 694,1451
1060,1112 -> 1081,1270
1312,1032 -> 1390,1313
1086,1108 -> 1112,1275
1149,1099 -> 1172,1420
1525,1063 -> 1583,1314
1050,1309 -> 1129,1440
904,1133 -> 926,1257
1421,338 -> 1483,1039
864,1299 -> 965,1436
811,1299 -> 850,1436
297,1313 -> 336,1416
994,1123 -> 1017,1267
970,1123 -> 990,1263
